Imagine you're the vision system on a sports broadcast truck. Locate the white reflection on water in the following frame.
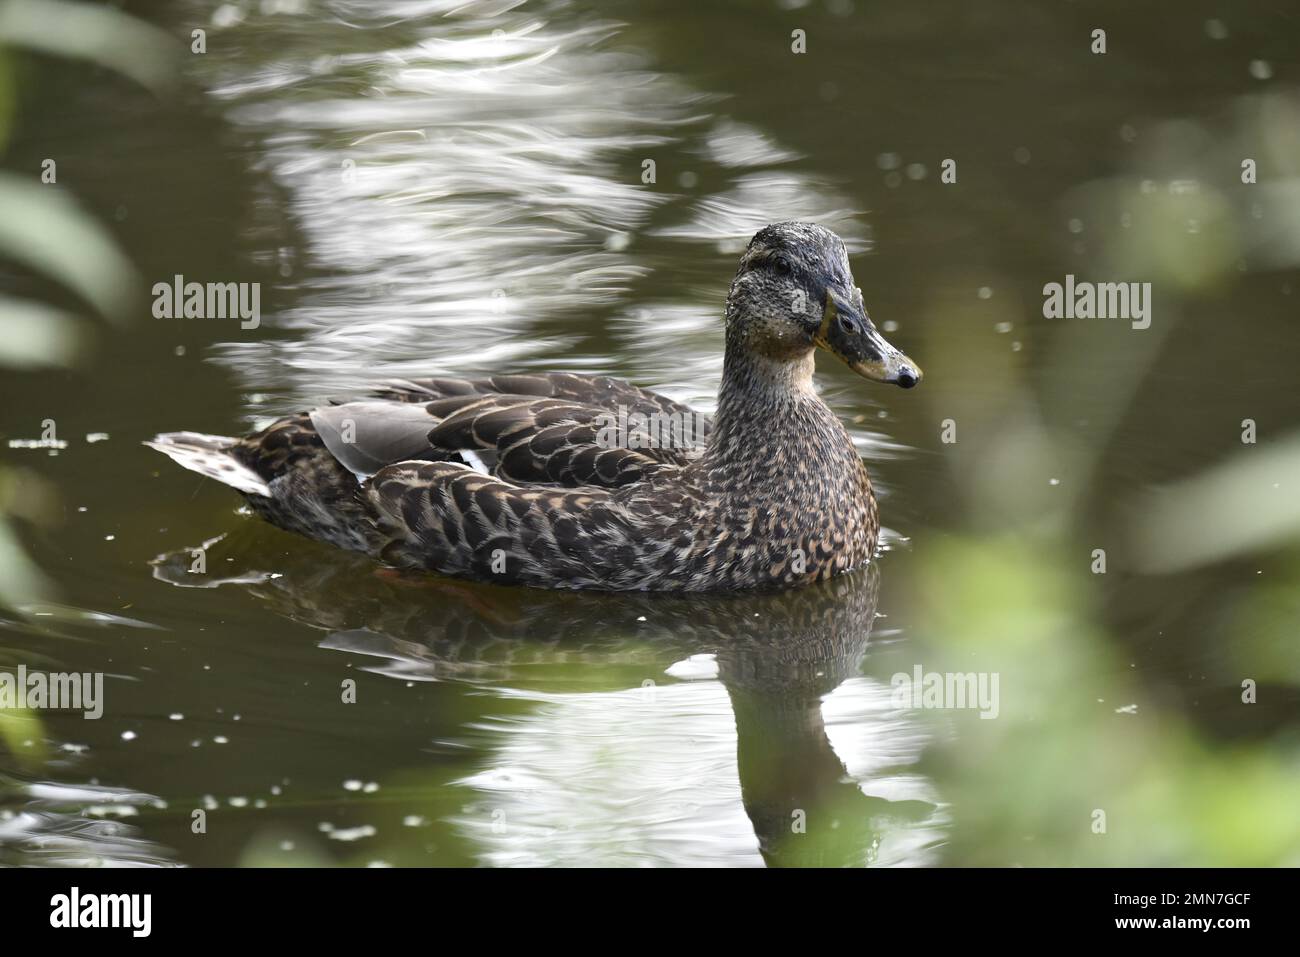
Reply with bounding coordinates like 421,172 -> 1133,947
652,171 -> 867,256
0,781 -> 176,867
198,0 -> 869,414
452,676 -> 942,867
455,682 -> 761,867
821,678 -> 948,865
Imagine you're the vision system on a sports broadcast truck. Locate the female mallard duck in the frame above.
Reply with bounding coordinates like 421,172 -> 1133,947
148,222 -> 920,592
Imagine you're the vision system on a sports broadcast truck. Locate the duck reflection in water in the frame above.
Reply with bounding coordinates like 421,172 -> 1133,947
154,531 -> 943,866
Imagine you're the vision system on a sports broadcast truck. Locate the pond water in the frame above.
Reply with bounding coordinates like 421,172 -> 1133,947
1,0 -> 1298,866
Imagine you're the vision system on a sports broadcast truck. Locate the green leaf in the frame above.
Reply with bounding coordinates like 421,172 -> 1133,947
0,172 -> 139,323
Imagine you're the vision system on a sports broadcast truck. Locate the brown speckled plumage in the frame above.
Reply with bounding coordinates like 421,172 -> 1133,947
147,222 -> 921,592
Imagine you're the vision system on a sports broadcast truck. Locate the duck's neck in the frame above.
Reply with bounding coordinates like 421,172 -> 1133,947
715,338 -> 817,421
703,336 -> 853,484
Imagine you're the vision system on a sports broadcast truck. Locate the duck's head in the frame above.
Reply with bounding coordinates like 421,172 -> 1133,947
725,221 -> 921,388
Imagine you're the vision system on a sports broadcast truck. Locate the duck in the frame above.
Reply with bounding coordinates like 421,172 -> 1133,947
147,221 -> 921,592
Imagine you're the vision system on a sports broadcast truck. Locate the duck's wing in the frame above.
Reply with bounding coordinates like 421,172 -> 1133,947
365,459 -> 687,589
308,401 -> 452,479
360,372 -> 710,489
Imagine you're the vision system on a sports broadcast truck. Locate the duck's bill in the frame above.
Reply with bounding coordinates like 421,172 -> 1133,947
816,292 -> 923,388
846,345 -> 922,387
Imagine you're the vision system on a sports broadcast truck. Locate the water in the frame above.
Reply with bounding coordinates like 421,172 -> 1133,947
2,0 -> 1298,866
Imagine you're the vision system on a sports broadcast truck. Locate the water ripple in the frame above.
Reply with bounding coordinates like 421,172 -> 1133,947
199,0 -> 870,418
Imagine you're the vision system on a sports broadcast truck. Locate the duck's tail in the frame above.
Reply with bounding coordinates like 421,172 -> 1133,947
145,432 -> 271,497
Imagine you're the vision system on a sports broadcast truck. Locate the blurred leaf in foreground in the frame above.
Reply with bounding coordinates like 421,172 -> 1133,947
1129,431 -> 1300,573
0,295 -> 86,367
0,0 -> 181,96
0,172 -> 139,323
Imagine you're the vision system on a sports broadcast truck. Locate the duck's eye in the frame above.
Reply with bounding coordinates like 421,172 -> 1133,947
772,255 -> 793,276
838,314 -> 859,335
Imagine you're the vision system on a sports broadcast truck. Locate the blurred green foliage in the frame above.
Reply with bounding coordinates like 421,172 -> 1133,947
0,0 -> 179,609
0,2 -> 180,776
912,537 -> 1300,865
